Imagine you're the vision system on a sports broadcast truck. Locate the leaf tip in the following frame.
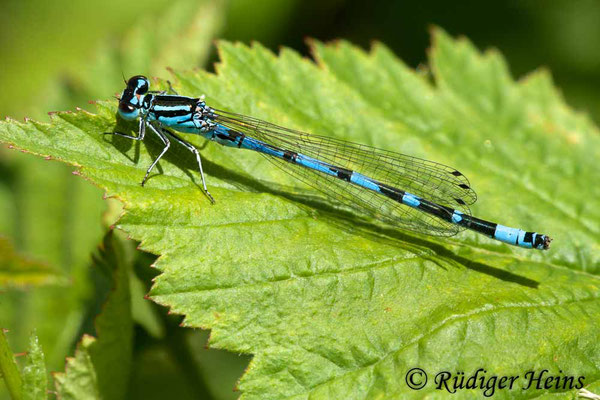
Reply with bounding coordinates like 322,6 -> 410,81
304,36 -> 317,48
429,24 -> 452,42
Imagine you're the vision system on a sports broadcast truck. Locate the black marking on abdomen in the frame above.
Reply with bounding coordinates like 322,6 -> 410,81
460,215 -> 496,237
236,132 -> 246,148
532,233 -> 547,249
378,183 -> 404,202
329,166 -> 353,182
216,129 -> 246,145
417,200 -> 455,222
283,150 -> 298,162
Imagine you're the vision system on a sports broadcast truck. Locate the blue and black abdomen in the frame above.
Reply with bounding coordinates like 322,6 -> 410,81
212,123 -> 474,237
210,122 -> 550,249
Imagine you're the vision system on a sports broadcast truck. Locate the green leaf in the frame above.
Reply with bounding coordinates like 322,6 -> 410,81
0,132 -> 100,398
53,336 -> 100,400
0,0 -> 225,380
54,232 -> 133,400
1,29 -> 600,398
0,329 -> 23,400
0,237 -> 62,288
22,332 -> 48,400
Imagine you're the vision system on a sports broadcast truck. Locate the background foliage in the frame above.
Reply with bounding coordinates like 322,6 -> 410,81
1,1 -> 599,399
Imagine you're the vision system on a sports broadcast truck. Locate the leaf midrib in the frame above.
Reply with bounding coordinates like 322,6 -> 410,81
151,255 -> 418,296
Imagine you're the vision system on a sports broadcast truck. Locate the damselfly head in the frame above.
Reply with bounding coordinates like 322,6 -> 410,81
117,75 -> 151,120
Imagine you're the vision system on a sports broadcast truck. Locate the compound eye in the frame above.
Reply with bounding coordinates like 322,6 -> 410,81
127,75 -> 149,93
119,102 -> 136,113
127,75 -> 141,87
137,79 -> 149,95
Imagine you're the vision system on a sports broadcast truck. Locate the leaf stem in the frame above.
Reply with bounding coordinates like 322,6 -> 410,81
0,329 -> 23,400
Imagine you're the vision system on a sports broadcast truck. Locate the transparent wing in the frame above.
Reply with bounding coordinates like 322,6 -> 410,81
214,110 -> 477,236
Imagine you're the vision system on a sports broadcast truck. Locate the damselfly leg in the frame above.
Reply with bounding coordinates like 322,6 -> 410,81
104,118 -> 214,203
103,118 -> 170,187
166,80 -> 178,95
162,128 -> 215,204
142,123 -> 170,186
103,117 -> 146,141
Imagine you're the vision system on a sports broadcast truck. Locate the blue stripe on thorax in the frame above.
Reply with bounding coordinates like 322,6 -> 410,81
153,104 -> 192,113
153,114 -> 192,126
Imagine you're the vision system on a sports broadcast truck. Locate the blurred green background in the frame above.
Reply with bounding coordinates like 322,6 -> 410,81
2,0 -> 600,121
1,0 -> 599,399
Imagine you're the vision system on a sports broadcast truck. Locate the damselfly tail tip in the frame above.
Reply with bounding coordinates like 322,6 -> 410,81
540,234 -> 552,250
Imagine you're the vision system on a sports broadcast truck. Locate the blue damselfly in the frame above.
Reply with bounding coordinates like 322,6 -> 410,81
105,75 -> 552,250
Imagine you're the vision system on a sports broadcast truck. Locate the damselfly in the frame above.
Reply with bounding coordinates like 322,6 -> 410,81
105,75 -> 552,250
